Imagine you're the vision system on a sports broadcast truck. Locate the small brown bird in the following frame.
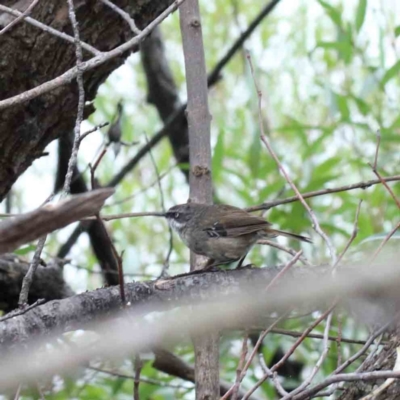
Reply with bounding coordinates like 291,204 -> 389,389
166,203 -> 312,268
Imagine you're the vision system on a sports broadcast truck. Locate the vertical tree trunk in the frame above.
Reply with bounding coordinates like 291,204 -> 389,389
179,1 -> 219,399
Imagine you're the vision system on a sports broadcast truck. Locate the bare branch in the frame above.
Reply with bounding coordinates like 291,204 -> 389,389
0,4 -> 100,55
99,0 -> 142,35
0,189 -> 114,253
0,0 -> 187,111
63,0 -> 85,195
18,236 -> 47,306
247,52 -> 337,265
0,0 -> 39,35
246,175 -> 400,212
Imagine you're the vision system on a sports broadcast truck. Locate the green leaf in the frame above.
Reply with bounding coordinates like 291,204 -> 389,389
355,0 -> 367,32
335,93 -> 350,121
248,128 -> 261,178
381,60 -> 400,87
316,40 -> 353,63
14,244 -> 36,256
351,95 -> 370,115
395,25 -> 400,38
212,129 -> 225,182
317,0 -> 343,28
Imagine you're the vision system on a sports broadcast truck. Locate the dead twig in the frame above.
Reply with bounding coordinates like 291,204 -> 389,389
243,305 -> 336,399
333,199 -> 363,269
63,0 -> 85,195
368,130 -> 400,209
79,122 -> 110,144
0,189 -> 114,253
0,4 -> 100,55
265,250 -> 303,291
258,239 -> 311,266
229,334 -> 249,400
0,0 -> 187,111
142,133 -> 173,277
246,175 -> 400,212
99,0 -> 141,35
133,355 -> 143,400
0,0 -> 39,35
369,220 -> 400,264
89,149 -> 126,305
246,52 -> 337,265
18,236 -> 48,306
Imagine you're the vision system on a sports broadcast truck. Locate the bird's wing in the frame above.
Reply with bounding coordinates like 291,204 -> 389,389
203,210 -> 272,238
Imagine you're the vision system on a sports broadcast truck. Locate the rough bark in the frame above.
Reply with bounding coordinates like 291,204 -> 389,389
0,254 -> 73,312
0,266 -> 299,350
337,334 -> 400,400
0,0 -> 175,201
153,348 -> 262,399
179,0 -> 217,398
141,26 -> 189,178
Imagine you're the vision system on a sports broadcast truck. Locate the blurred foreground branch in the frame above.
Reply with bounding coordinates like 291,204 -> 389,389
0,189 -> 114,254
0,254 -> 399,391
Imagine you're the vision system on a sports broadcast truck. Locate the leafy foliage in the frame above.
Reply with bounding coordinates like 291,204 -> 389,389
9,0 -> 400,398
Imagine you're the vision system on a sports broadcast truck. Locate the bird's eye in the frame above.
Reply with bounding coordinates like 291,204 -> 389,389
174,212 -> 180,219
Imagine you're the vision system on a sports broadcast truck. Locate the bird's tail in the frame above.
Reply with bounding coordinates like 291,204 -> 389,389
264,229 -> 313,244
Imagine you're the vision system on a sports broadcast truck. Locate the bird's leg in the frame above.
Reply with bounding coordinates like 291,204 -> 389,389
235,253 -> 248,269
161,259 -> 221,280
203,258 -> 222,272
235,253 -> 255,269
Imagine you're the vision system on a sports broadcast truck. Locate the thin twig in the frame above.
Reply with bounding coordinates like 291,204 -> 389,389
228,334 -> 249,400
88,366 -> 187,389
246,52 -> 337,265
0,0 -> 39,35
336,314 -> 343,369
369,220 -> 400,263
99,0 -> 141,35
13,384 -> 22,400
83,211 -> 166,221
372,130 -> 381,170
333,320 -> 392,375
222,316 -> 285,400
265,250 -> 303,291
17,192 -> 54,306
268,328 -> 381,346
79,122 -> 110,144
0,5 -> 100,55
293,370 -> 400,400
89,149 -> 126,305
369,130 -> 400,209
243,305 -> 336,400
0,0 -> 187,111
18,236 -> 48,306
89,148 -> 107,189
257,355 -> 288,397
333,200 -> 363,269
143,133 -> 173,277
133,354 -> 143,400
63,0 -> 85,195
0,299 -> 45,322
258,239 -> 311,266
280,312 -> 334,399
105,164 -> 177,208
246,175 -> 400,212
370,168 -> 400,209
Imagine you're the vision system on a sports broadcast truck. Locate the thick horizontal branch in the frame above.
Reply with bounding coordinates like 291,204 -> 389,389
0,259 -> 400,389
0,189 -> 114,253
0,266 -> 305,349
